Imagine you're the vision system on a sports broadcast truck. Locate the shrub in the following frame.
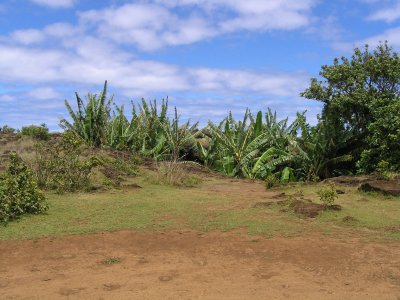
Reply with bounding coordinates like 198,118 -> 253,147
34,131 -> 100,193
317,183 -> 338,207
0,125 -> 17,134
0,153 -> 48,222
21,124 -> 50,141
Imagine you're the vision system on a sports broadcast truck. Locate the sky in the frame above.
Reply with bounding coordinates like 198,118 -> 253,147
1,0 -> 400,130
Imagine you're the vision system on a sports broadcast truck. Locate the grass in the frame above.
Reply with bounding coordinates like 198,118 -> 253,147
0,175 -> 399,241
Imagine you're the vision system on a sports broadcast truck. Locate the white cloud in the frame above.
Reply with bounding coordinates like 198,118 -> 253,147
1,0 -> 317,128
30,0 -> 76,8
0,42 -> 308,97
11,29 -> 45,45
367,3 -> 400,22
334,26 -> 400,51
0,94 -> 15,102
79,0 -> 315,50
26,87 -> 61,100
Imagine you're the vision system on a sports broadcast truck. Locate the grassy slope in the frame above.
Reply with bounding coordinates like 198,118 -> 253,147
1,174 -> 399,241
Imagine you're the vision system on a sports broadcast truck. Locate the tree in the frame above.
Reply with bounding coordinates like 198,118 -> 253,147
301,42 -> 400,172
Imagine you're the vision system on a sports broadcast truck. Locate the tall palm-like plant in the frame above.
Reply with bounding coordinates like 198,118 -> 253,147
106,104 -> 137,150
61,81 -> 112,147
134,98 -> 169,155
160,107 -> 198,163
208,109 -> 267,177
208,109 -> 308,179
297,114 -> 353,181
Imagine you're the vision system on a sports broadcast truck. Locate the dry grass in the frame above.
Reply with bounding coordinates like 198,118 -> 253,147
147,161 -> 203,187
0,135 -> 37,171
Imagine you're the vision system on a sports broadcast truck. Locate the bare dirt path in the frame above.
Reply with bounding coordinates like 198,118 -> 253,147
1,230 -> 399,299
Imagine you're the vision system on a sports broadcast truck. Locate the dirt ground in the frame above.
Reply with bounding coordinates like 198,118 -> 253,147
1,230 -> 400,299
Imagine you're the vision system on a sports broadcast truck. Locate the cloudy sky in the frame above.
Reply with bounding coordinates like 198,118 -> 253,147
1,0 -> 400,129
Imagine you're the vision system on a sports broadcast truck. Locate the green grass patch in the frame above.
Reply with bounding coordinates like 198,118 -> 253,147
1,177 -> 399,241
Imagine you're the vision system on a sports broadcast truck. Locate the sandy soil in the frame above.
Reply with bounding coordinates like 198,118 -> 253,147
1,230 -> 400,299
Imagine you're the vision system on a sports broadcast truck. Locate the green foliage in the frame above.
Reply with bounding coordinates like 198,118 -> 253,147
265,174 -> 278,189
317,183 -> 338,207
358,100 -> 400,172
20,124 -> 50,141
301,42 -> 400,173
33,131 -> 100,193
297,113 -> 353,180
0,153 -> 48,223
160,107 -> 198,162
208,109 -> 306,181
134,98 -> 169,156
196,137 -> 217,168
61,81 -> 112,147
372,160 -> 398,180
106,104 -> 134,151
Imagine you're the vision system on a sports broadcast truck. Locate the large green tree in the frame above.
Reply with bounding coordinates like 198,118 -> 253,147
301,42 -> 400,172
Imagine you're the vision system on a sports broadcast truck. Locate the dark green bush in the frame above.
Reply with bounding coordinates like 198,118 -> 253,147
0,153 -> 48,223
21,123 -> 50,141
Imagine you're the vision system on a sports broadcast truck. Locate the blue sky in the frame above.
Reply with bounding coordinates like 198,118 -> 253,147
1,0 -> 400,130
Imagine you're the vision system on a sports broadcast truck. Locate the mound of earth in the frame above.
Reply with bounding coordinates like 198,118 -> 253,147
287,200 -> 326,218
358,180 -> 400,196
323,175 -> 370,186
254,198 -> 341,218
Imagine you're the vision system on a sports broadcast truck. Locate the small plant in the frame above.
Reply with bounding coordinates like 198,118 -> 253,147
102,257 -> 121,265
317,183 -> 338,207
20,124 -> 50,141
0,153 -> 48,223
265,174 -> 278,189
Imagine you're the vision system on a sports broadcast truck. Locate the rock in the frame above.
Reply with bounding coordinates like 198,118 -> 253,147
358,181 -> 400,196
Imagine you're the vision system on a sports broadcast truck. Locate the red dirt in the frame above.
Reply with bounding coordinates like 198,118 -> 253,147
1,230 -> 400,299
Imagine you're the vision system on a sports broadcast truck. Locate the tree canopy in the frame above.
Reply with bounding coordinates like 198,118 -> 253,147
301,42 -> 400,172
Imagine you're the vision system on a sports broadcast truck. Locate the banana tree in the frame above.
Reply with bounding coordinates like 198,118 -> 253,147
61,81 -> 112,147
160,107 -> 198,163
